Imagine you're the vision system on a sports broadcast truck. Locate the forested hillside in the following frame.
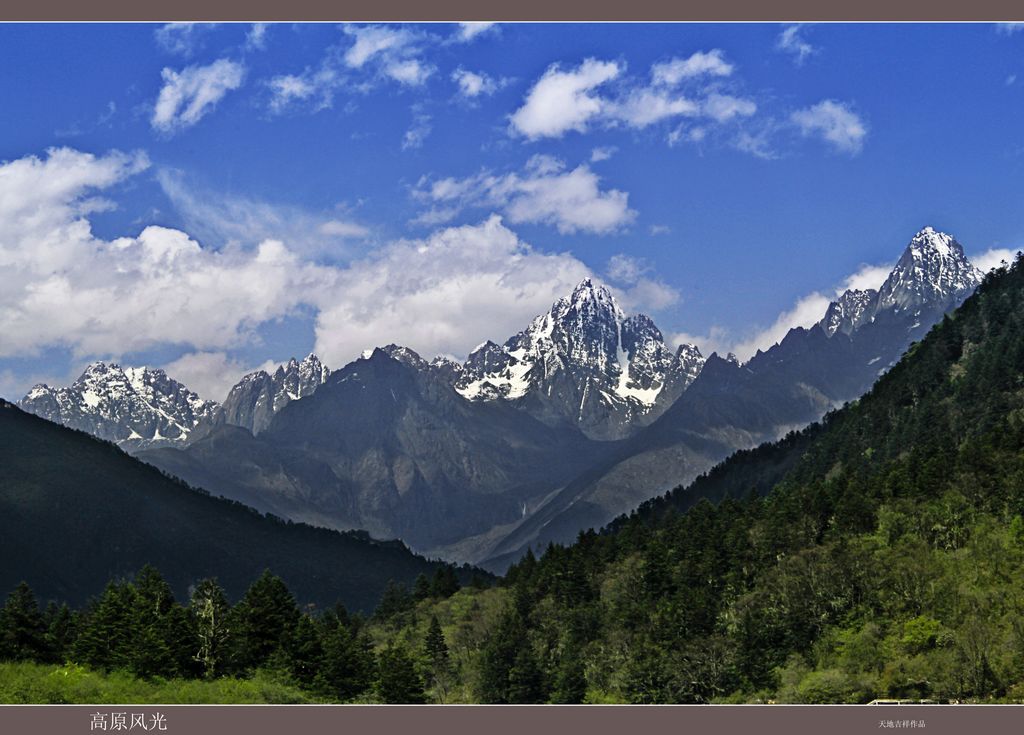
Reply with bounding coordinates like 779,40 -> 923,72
0,401 -> 484,613
4,256 -> 1024,703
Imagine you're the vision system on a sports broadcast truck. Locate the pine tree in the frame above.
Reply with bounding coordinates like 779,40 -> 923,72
507,644 -> 545,703
373,580 -> 413,622
230,570 -> 300,672
423,615 -> 452,702
72,581 -> 137,671
289,614 -> 324,687
0,582 -> 47,662
477,604 -> 527,703
375,643 -> 426,703
42,602 -> 75,664
129,565 -> 178,678
412,573 -> 431,601
314,621 -> 375,701
430,566 -> 460,598
551,654 -> 587,704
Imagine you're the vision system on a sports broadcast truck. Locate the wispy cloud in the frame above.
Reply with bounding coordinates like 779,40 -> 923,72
266,24 -> 435,114
246,23 -> 270,51
156,168 -> 371,256
454,22 -> 498,43
452,68 -> 502,98
776,24 -> 817,64
791,100 -> 867,154
402,110 -> 433,150
650,49 -> 734,85
151,59 -> 245,134
605,254 -> 680,311
154,23 -> 217,56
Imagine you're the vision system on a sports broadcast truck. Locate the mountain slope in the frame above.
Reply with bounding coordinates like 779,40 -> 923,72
407,254 -> 1024,703
478,227 -> 985,569
139,347 -> 606,555
0,399 -> 483,612
633,252 -> 1021,527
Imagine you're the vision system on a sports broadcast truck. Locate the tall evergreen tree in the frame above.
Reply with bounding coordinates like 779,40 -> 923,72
375,643 -> 426,703
42,602 -> 75,664
423,615 -> 452,702
412,573 -> 431,601
373,580 -> 413,623
314,621 -> 375,701
0,582 -> 47,662
430,566 -> 460,599
230,570 -> 300,672
289,615 -> 324,687
72,581 -> 137,671
129,565 -> 179,678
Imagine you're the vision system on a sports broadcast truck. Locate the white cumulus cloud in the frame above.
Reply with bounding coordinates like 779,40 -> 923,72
2,148 -> 681,391
413,155 -> 636,235
509,58 -> 622,139
0,148 -> 338,360
312,215 -> 594,366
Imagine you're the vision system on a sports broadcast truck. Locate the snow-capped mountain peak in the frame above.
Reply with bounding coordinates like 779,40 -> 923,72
876,226 -> 983,314
455,279 -> 704,439
18,362 -> 219,448
819,227 -> 983,338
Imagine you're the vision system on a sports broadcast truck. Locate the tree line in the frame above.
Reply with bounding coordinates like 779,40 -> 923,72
0,564 -> 467,703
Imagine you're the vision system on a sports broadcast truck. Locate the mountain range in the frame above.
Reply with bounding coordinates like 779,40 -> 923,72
16,227 -> 986,570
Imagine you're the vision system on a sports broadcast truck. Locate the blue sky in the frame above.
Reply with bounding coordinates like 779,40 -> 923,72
1,22 -> 1023,401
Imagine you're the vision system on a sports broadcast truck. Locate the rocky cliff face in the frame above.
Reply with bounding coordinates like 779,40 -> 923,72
220,354 -> 330,435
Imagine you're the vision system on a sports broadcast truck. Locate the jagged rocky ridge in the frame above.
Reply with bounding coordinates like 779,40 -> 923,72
221,354 -> 330,435
19,287 -> 700,446
18,363 -> 219,450
18,354 -> 332,449
456,279 -> 704,440
137,346 -> 606,553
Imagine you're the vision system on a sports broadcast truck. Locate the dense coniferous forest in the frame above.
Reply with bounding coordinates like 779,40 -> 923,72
4,257 -> 1024,703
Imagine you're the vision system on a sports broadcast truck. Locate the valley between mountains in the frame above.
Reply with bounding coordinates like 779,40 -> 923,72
16,227 -> 989,572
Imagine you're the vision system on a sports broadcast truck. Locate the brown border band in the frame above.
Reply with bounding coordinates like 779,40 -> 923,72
2,1 -> 1024,22
3,704 -> 1024,735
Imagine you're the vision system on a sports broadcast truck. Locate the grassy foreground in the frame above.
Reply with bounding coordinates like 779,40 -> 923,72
0,662 -> 318,704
